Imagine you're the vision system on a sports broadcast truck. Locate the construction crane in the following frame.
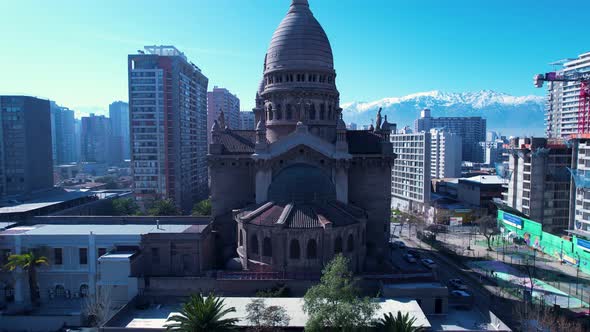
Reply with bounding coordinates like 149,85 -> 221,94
534,71 -> 590,133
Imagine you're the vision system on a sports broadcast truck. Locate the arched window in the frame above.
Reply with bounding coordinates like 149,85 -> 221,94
320,107 -> 325,120
286,104 -> 292,120
250,234 -> 259,255
239,230 -> 244,246
290,239 -> 300,259
276,105 -> 282,120
263,237 -> 272,257
79,284 -> 89,297
307,239 -> 317,259
347,234 -> 354,252
309,104 -> 316,120
329,105 -> 333,119
268,105 -> 274,121
334,236 -> 343,254
55,284 -> 65,298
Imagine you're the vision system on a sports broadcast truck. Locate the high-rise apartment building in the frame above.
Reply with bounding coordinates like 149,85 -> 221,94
50,102 -> 77,165
390,132 -> 431,212
502,137 -> 571,234
80,114 -> 111,164
207,86 -> 240,141
546,52 -> 590,138
429,128 -> 462,179
238,111 -> 255,130
0,96 -> 53,197
415,108 -> 486,162
128,46 -> 209,212
109,101 -> 130,164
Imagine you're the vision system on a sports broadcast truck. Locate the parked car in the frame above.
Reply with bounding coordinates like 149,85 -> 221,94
395,241 -> 406,249
449,278 -> 468,290
407,249 -> 421,258
450,290 -> 471,298
403,254 -> 417,263
421,258 -> 436,269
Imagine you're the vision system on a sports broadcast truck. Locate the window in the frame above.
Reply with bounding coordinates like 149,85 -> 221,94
151,248 -> 160,264
263,237 -> 272,257
290,239 -> 300,259
54,248 -> 63,265
307,239 -> 317,259
286,104 -> 292,120
239,230 -> 244,246
98,248 -> 107,257
334,236 -> 343,254
347,234 -> 354,252
250,235 -> 259,254
79,248 -> 88,265
309,104 -> 316,120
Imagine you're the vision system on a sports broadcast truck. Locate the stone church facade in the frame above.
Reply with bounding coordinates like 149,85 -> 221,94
209,0 -> 395,273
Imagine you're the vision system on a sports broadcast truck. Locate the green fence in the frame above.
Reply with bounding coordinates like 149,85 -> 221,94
497,209 -> 590,274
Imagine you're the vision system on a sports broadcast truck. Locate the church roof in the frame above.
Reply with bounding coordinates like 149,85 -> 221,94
237,200 -> 364,229
216,130 -> 257,155
265,0 -> 333,72
346,131 -> 383,154
214,130 -> 384,155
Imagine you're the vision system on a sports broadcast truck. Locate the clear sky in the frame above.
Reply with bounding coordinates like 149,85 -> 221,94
0,0 -> 588,116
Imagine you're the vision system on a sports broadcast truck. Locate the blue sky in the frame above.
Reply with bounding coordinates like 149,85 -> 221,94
0,0 -> 588,116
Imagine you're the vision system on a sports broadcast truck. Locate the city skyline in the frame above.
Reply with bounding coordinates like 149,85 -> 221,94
1,0 -> 588,117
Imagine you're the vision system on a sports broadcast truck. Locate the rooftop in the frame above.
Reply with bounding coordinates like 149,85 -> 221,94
460,175 -> 505,185
0,189 -> 105,214
0,223 -> 207,236
106,297 -> 430,330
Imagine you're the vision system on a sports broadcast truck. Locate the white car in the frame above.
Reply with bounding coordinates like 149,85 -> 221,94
403,253 -> 417,263
451,290 -> 471,297
421,258 -> 436,269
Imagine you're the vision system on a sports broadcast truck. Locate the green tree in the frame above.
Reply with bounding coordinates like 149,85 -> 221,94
375,311 -> 423,332
148,199 -> 180,216
165,293 -> 238,332
192,198 -> 212,216
303,254 -> 379,331
3,251 -> 48,305
245,298 -> 290,331
112,198 -> 139,216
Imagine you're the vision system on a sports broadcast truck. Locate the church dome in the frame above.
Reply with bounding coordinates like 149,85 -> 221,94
264,0 -> 334,72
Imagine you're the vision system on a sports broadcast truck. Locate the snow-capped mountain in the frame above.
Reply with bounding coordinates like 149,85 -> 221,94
342,90 -> 545,136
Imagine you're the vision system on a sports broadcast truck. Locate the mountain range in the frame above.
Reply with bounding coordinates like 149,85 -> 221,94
341,90 -> 545,136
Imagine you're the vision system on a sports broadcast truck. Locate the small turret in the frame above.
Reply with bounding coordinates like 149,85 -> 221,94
209,120 -> 223,154
336,113 -> 348,152
218,109 -> 226,130
255,120 -> 268,153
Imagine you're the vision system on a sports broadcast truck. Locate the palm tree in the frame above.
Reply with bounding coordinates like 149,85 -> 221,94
165,293 -> 239,332
3,251 -> 48,305
375,311 -> 423,332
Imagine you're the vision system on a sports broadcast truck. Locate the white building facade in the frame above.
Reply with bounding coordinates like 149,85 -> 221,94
546,52 -> 590,138
390,132 -> 431,213
429,128 -> 461,179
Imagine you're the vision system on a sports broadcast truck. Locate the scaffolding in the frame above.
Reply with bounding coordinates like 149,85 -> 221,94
568,168 -> 590,189
495,162 -> 513,180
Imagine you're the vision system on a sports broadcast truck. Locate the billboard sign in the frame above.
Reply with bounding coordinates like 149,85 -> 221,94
450,217 -> 463,227
577,238 -> 590,252
503,213 -> 523,229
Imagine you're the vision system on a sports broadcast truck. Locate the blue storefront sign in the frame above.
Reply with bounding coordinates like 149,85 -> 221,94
577,238 -> 590,252
503,213 -> 523,229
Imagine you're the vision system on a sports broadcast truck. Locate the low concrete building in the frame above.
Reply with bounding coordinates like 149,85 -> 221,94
458,175 -> 505,213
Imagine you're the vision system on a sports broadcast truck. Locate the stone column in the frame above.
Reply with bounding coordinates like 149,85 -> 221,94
14,235 -> 24,304
334,166 -> 348,204
88,232 -> 97,297
255,166 -> 272,203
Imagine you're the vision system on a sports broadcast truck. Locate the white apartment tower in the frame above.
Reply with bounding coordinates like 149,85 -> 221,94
546,52 -> 590,138
429,128 -> 462,179
390,132 -> 431,213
